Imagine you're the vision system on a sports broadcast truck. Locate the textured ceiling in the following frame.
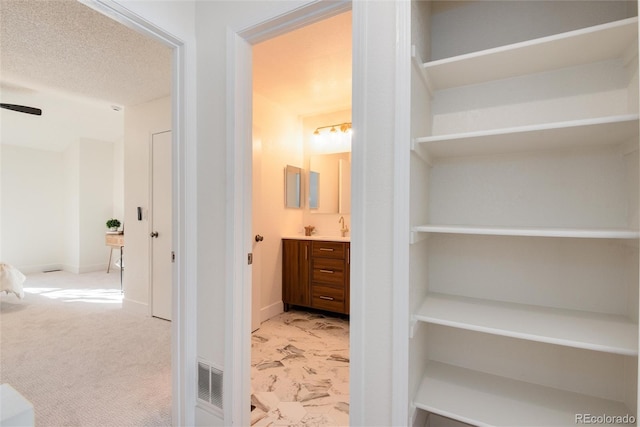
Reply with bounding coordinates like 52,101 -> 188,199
0,0 -> 171,107
0,0 -> 171,152
253,10 -> 352,117
0,1 -> 350,151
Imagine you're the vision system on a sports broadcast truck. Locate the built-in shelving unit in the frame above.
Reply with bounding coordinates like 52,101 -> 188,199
420,17 -> 638,91
411,224 -> 640,239
413,115 -> 639,159
408,2 -> 639,426
414,293 -> 638,356
414,362 -> 632,427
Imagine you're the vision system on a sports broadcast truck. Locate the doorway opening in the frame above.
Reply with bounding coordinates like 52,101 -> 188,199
250,10 -> 352,425
44,1 -> 190,424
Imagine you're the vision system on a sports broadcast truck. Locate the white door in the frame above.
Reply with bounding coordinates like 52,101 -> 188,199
251,126 -> 263,332
151,130 -> 172,321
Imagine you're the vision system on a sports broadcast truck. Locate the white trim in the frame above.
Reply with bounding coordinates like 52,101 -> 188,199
122,297 -> 149,316
240,0 -> 350,44
350,1 -> 366,424
392,1 -> 411,425
230,2 -> 357,426
76,2 -> 195,426
260,301 -> 284,323
225,28 -> 253,427
14,264 -> 63,274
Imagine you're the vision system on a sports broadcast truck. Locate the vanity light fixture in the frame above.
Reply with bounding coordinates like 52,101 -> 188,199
313,122 -> 352,135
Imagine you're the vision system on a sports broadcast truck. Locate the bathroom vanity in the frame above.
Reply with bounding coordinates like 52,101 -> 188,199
282,237 -> 350,315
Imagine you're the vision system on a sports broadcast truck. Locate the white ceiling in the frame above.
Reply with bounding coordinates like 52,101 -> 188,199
253,10 -> 352,117
0,2 -> 351,152
0,0 -> 171,107
0,0 -> 171,151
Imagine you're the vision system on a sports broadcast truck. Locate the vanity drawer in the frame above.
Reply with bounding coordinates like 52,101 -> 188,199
312,285 -> 345,312
311,258 -> 345,286
311,241 -> 346,259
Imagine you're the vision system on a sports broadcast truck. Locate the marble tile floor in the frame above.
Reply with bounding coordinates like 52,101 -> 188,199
251,309 -> 350,426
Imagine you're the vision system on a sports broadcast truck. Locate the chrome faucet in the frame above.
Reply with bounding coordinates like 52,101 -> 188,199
339,216 -> 349,237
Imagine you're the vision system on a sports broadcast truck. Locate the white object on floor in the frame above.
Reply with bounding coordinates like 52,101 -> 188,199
0,384 -> 34,426
0,263 -> 26,299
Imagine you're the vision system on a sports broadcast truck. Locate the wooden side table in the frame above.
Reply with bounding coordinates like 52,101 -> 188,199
105,233 -> 124,292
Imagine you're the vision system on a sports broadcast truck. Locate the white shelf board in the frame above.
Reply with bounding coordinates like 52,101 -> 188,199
412,224 -> 640,239
423,17 -> 638,90
415,362 -> 632,426
414,115 -> 639,159
415,293 -> 637,355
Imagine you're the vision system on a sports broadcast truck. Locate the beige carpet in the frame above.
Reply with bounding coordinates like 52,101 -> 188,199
0,270 -> 171,427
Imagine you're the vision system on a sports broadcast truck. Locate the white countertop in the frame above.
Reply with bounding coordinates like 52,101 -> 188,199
282,235 -> 350,242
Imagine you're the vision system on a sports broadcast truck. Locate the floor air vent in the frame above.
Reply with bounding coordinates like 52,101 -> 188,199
198,360 -> 223,413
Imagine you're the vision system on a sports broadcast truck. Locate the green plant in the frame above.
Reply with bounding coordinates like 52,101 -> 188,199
106,218 -> 121,229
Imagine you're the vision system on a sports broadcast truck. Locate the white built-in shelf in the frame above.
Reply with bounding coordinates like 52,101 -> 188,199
414,362 -> 632,426
411,224 -> 640,240
421,17 -> 638,90
413,115 -> 639,159
414,293 -> 637,355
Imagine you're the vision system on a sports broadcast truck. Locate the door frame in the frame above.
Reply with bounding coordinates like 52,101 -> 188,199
79,1 -> 195,425
226,1 -> 355,425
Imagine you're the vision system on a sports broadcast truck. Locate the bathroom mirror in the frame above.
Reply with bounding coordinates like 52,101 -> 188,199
309,152 -> 351,214
284,165 -> 303,208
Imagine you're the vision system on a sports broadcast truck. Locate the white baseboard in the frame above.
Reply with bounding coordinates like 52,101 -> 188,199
123,297 -> 149,316
60,264 -> 109,274
62,265 -> 79,274
16,264 -> 108,275
260,301 -> 284,323
17,263 -> 64,274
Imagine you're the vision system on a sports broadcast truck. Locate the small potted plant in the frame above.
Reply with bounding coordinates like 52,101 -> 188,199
106,218 -> 121,232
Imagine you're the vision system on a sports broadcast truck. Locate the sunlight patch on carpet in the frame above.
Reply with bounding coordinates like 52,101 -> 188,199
23,287 -> 123,304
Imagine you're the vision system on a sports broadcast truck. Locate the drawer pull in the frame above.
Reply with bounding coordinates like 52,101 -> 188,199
319,248 -> 335,252
320,269 -> 334,274
319,296 -> 334,301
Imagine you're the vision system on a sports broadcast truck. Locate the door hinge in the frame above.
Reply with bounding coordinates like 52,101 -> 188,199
172,251 -> 176,263
248,253 -> 253,265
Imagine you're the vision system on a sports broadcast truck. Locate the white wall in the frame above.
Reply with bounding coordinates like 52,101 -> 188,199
0,139 -> 114,274
349,2 -> 399,423
106,2 -> 399,425
430,0 -> 637,60
194,0 -> 312,377
61,139 -> 116,273
122,96 -> 171,313
253,92 -> 303,320
63,141 -> 80,272
113,136 -> 125,220
193,1 -> 400,425
302,109 -> 351,237
0,145 -> 65,272
78,139 -> 115,272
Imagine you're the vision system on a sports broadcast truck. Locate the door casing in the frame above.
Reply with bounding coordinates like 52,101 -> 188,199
79,1 -> 196,425
227,2 -> 356,426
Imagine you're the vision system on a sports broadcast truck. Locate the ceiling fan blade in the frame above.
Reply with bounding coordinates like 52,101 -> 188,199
0,103 -> 42,116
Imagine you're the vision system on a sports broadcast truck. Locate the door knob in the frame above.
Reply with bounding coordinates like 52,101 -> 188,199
150,231 -> 159,238
255,234 -> 264,242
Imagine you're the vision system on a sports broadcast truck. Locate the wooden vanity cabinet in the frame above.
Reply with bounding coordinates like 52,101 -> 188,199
282,239 -> 311,310
282,239 -> 350,315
